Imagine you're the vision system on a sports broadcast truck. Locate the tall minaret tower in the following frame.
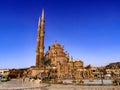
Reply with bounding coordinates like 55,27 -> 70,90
36,17 -> 41,68
36,9 -> 45,68
39,9 -> 45,67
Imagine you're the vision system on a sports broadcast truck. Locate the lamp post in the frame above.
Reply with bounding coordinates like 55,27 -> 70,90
99,68 -> 104,85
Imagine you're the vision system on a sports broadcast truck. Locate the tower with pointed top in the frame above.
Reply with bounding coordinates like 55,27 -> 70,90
36,9 -> 45,68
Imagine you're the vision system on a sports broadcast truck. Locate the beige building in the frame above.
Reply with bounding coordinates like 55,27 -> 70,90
106,69 -> 120,75
0,69 -> 9,76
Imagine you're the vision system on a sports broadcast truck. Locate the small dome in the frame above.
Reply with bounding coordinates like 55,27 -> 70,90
51,42 -> 61,47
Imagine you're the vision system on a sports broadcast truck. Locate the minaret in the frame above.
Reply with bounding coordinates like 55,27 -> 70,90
35,9 -> 45,68
36,17 -> 41,68
39,9 -> 45,64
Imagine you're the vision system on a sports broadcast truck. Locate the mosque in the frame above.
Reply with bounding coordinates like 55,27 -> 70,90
28,9 -> 92,80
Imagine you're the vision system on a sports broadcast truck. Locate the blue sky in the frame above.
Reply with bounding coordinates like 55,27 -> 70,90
0,0 -> 120,69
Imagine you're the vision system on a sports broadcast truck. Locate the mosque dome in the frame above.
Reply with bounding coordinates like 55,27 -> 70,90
51,42 -> 61,48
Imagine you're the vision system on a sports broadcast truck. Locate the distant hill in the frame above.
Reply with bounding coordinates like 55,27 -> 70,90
106,62 -> 120,69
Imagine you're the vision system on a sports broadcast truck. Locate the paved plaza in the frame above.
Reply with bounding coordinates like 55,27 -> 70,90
0,79 -> 46,89
47,84 -> 120,90
0,79 -> 119,90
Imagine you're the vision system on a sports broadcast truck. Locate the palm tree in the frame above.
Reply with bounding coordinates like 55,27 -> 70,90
41,56 -> 51,80
41,57 -> 51,66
